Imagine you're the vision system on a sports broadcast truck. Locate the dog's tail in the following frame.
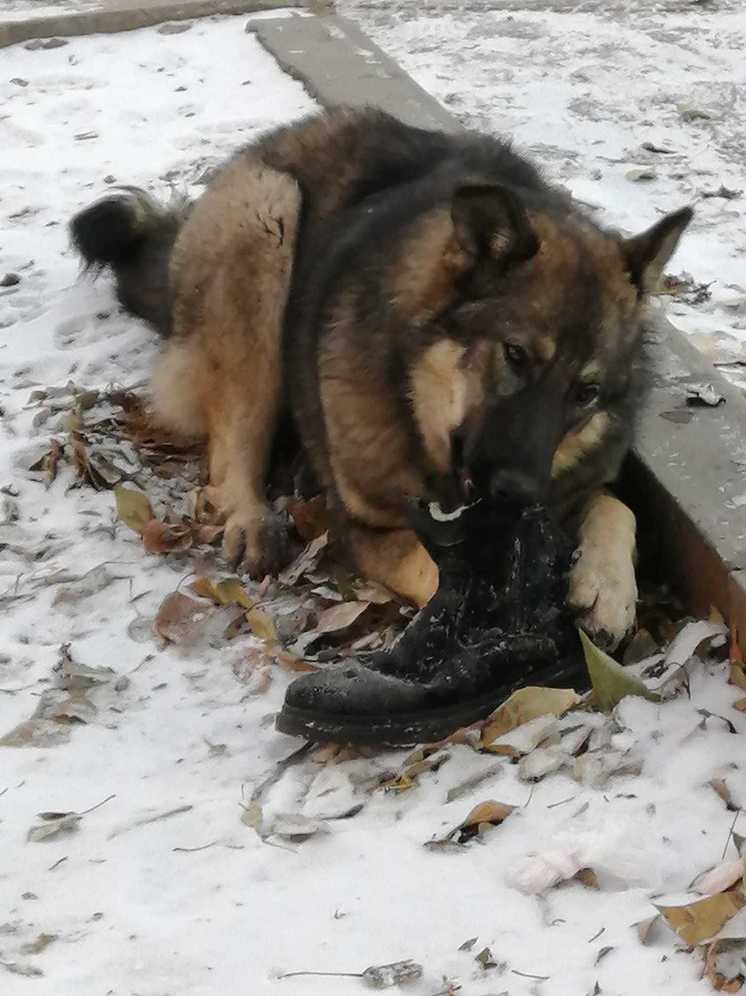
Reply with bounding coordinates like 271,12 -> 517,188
70,187 -> 190,336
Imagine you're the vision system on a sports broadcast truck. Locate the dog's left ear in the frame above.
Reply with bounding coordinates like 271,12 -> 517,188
621,206 -> 694,295
451,185 -> 539,269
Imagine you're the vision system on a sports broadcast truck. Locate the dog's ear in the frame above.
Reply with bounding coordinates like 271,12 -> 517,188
621,206 -> 694,295
451,185 -> 539,268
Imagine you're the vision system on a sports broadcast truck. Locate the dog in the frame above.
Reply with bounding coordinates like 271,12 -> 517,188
70,106 -> 692,649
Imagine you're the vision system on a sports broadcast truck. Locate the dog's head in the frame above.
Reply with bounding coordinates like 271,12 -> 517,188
405,185 -> 692,507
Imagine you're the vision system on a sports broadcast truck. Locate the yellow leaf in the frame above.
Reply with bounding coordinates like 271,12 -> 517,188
114,486 -> 154,535
730,663 -> 746,691
190,576 -> 254,610
656,889 -> 745,946
461,800 -> 515,829
579,629 -> 660,712
481,686 -> 581,747
734,697 -> 746,712
246,607 -> 277,644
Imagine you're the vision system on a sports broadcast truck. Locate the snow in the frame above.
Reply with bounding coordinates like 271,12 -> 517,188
1,9 -> 745,996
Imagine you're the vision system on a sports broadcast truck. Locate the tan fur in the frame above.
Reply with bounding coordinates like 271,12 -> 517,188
347,525 -> 438,607
154,161 -> 301,574
410,339 -> 469,475
390,210 -> 469,323
552,412 -> 610,479
569,491 -> 638,646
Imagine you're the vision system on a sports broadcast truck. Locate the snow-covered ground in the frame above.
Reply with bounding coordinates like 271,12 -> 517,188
1,10 -> 745,996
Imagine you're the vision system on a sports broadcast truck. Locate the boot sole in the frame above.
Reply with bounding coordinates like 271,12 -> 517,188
275,656 -> 588,747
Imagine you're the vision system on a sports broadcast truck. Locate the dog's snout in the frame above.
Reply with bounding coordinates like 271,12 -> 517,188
489,469 -> 543,506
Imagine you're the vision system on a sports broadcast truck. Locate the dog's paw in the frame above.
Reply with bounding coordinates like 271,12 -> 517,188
568,540 -> 637,651
222,508 -> 291,579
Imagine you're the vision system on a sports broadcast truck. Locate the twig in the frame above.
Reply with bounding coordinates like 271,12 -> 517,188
588,926 -> 606,943
512,969 -> 550,981
173,841 -> 218,853
77,793 -> 116,817
722,810 -> 741,860
48,856 -> 67,872
277,970 -> 363,980
547,794 -> 576,809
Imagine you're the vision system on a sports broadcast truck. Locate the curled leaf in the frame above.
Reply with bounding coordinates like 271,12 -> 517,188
142,519 -> 193,554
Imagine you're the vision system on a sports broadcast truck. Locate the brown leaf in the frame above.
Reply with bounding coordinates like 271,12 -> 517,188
20,933 -> 57,955
314,600 -> 370,635
190,576 -> 254,610
575,867 -> 600,890
711,779 -> 738,811
154,592 -> 209,644
656,889 -> 746,946
142,519 -> 193,554
278,532 -> 328,587
71,432 -> 121,489
114,486 -> 154,535
730,664 -> 746,691
693,860 -> 745,896
705,940 -> 746,992
428,799 -> 515,848
288,496 -> 329,540
735,697 -> 746,713
481,687 -> 582,747
634,914 -> 661,945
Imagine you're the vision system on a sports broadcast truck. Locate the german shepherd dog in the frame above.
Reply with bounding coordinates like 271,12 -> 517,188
71,107 -> 692,649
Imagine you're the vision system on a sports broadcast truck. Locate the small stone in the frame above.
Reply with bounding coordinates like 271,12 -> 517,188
0,273 -> 21,288
114,675 -> 130,693
10,77 -> 29,87
626,167 -> 658,182
103,175 -> 116,184
679,105 -> 712,122
25,37 -> 69,50
75,131 -> 98,141
157,21 -> 192,34
175,85 -> 187,92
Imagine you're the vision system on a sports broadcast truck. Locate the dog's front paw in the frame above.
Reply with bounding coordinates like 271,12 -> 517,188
568,540 -> 637,651
221,505 -> 291,579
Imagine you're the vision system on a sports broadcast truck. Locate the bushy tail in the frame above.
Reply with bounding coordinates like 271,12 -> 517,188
70,187 -> 190,336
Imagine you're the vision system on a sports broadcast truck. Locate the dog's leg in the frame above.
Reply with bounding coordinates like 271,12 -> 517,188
347,525 -> 439,608
568,491 -> 637,650
155,164 -> 301,577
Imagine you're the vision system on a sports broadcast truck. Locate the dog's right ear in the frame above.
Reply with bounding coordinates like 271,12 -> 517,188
451,185 -> 539,269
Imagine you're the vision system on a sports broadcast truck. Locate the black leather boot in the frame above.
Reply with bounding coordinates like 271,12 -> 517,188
276,500 -> 586,746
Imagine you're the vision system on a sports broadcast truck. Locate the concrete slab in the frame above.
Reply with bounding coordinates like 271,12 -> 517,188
255,13 -> 746,627
0,0 -> 320,49
253,13 -> 461,134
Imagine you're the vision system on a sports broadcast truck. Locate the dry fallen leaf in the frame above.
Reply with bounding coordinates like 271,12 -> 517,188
27,813 -> 82,842
154,592 -> 210,644
287,495 -> 329,540
481,687 -> 581,747
142,519 -> 193,554
428,799 -> 515,848
278,532 -> 328,587
114,486 -> 154,535
656,889 -> 746,946
580,630 -> 660,711
191,576 -> 254,610
730,664 -> 746,692
314,600 -> 370,635
693,860 -> 746,897
704,938 -> 746,992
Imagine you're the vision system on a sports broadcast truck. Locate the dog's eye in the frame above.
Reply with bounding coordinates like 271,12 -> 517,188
574,383 -> 600,408
504,342 -> 528,370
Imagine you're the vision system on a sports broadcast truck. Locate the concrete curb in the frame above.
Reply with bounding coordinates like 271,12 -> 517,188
255,13 -> 746,629
0,0 -> 319,49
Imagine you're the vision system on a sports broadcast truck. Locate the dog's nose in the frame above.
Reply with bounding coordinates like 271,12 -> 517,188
489,470 -> 543,505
